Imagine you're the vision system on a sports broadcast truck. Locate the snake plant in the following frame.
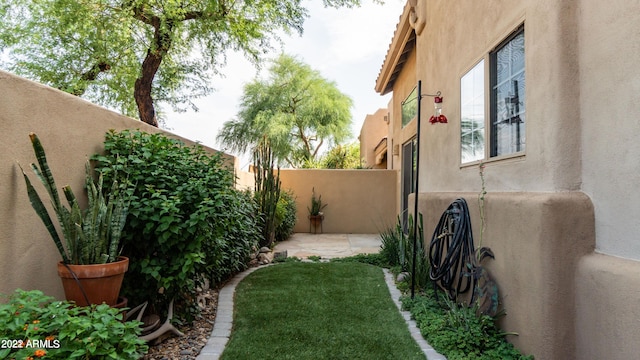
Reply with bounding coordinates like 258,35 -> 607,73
20,133 -> 129,265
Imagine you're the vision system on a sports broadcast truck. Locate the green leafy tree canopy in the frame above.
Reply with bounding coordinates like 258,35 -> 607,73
0,0 -> 364,126
306,142 -> 365,169
217,53 -> 353,167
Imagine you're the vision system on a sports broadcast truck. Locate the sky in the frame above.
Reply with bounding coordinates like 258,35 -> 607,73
163,0 -> 406,167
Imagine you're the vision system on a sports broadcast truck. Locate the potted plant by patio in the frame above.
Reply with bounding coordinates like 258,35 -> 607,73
307,188 -> 327,233
20,133 -> 130,307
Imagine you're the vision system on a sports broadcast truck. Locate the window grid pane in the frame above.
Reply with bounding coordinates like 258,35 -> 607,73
491,29 -> 525,157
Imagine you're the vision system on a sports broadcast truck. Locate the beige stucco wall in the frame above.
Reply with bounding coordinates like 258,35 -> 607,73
234,167 -> 255,190
379,0 -> 640,358
279,169 -> 398,234
358,108 -> 389,169
410,0 -> 581,194
0,71 -> 234,300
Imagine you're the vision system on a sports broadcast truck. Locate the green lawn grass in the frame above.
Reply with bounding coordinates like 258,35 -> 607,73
220,262 -> 426,360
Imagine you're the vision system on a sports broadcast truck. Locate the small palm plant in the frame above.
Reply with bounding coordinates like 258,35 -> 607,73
20,133 -> 130,265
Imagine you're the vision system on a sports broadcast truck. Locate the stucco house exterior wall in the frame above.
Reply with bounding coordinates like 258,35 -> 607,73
376,1 -> 640,359
358,108 -> 389,169
574,1 -> 640,359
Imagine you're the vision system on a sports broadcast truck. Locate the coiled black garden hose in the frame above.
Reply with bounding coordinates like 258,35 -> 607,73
428,198 -> 476,300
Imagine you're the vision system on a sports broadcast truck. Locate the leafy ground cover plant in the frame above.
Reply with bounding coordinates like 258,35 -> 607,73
0,289 -> 147,359
402,292 -> 533,360
92,130 -> 260,321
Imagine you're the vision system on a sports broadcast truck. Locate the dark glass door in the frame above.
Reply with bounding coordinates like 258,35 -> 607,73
401,138 -> 417,229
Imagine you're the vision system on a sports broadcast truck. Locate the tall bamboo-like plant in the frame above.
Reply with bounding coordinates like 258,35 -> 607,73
254,138 -> 281,248
20,133 -> 129,264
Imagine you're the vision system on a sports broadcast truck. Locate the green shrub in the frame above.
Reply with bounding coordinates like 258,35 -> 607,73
0,289 -> 147,359
200,189 -> 261,285
92,130 -> 260,321
275,190 -> 297,242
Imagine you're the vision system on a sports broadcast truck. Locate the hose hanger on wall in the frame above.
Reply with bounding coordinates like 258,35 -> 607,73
428,198 -> 499,316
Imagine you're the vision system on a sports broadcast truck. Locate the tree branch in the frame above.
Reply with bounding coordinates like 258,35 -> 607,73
68,62 -> 111,96
312,138 -> 324,158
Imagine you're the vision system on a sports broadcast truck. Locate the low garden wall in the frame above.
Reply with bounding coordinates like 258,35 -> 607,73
279,169 -> 398,234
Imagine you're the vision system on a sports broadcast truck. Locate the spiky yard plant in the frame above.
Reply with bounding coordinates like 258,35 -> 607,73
379,214 -> 430,291
20,133 -> 129,264
307,187 -> 327,216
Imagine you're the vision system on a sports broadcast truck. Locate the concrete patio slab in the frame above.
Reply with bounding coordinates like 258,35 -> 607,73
272,233 -> 382,259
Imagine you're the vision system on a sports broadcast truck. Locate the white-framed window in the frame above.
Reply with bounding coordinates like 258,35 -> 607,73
459,25 -> 525,163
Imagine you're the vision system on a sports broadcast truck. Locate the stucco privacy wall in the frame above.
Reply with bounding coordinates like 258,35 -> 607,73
0,71 -> 233,300
279,169 -> 398,234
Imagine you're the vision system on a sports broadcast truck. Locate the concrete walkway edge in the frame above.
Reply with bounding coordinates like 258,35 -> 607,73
196,266 -> 262,360
196,265 -> 447,360
382,269 -> 447,360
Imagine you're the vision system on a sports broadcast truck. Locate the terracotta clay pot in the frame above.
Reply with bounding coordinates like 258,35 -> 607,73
57,256 -> 129,307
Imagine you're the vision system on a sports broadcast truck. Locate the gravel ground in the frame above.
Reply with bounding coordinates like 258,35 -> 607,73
142,288 -> 219,360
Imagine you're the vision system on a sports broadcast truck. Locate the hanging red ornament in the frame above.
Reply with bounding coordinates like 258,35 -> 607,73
429,91 -> 448,124
430,96 -> 446,124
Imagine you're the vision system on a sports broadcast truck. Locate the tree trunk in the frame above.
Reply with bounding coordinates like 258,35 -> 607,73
133,15 -> 173,127
135,52 -> 161,127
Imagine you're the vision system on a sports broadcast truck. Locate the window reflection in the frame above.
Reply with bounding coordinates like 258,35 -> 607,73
461,60 -> 485,163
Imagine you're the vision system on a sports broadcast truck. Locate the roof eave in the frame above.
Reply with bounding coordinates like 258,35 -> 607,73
375,3 -> 416,95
